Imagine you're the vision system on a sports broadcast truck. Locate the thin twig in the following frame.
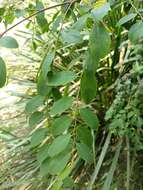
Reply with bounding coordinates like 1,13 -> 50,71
0,1 -> 76,38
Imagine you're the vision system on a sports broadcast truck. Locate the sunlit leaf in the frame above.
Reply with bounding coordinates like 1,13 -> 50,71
0,36 -> 19,48
91,3 -> 110,22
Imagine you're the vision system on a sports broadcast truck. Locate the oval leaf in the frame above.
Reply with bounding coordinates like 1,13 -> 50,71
29,111 -> 44,128
0,56 -> 6,88
89,23 -> 111,60
76,143 -> 93,163
40,151 -> 71,175
47,71 -> 76,86
77,126 -> 92,147
80,70 -> 97,104
51,115 -> 72,136
50,96 -> 73,116
30,128 -> 47,148
48,134 -> 71,157
25,95 -> 45,113
117,13 -> 137,26
91,2 -> 110,22
128,21 -> 143,44
0,36 -> 19,48
80,107 -> 99,130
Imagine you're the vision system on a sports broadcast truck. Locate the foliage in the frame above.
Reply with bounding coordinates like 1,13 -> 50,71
0,0 -> 143,189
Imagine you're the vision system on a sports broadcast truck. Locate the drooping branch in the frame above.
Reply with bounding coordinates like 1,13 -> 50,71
0,1 -> 76,38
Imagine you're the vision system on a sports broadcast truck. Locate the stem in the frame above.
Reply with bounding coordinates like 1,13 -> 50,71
0,1 -> 76,38
91,129 -> 96,167
88,133 -> 112,190
126,136 -> 130,190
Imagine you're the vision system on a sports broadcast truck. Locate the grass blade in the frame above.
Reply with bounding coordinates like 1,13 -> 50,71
101,139 -> 122,190
88,132 -> 112,190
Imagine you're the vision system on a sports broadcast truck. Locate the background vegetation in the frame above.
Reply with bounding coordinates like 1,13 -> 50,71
0,0 -> 143,189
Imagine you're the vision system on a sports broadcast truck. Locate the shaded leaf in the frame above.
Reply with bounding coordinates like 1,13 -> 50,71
72,14 -> 89,31
41,51 -> 55,79
48,134 -> 71,157
30,128 -> 47,148
40,151 -> 71,175
80,107 -> 99,130
51,115 -> 72,136
117,13 -> 137,26
0,56 -> 6,88
0,36 -> 18,48
25,95 -> 45,113
37,73 -> 52,96
89,23 -> 111,60
76,143 -> 93,163
47,71 -> 76,86
50,96 -> 73,116
37,143 -> 50,164
29,111 -> 44,128
77,126 -> 92,147
128,21 -> 143,44
61,29 -> 83,45
80,70 -> 97,104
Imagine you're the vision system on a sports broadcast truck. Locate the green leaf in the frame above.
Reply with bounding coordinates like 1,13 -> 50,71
41,51 -> 55,79
63,177 -> 74,188
29,111 -> 44,128
117,13 -> 137,26
61,29 -> 83,45
0,36 -> 19,48
80,70 -> 97,104
77,126 -> 92,147
50,96 -> 73,116
30,128 -> 47,148
0,56 -> 6,88
80,107 -> 99,130
72,14 -> 89,31
37,73 -> 52,96
76,143 -> 93,163
48,134 -> 71,157
89,23 -> 111,60
91,3 -> 110,22
47,71 -> 76,86
128,21 -> 143,44
25,95 -> 45,113
40,151 -> 71,175
36,0 -> 48,33
51,115 -> 72,136
37,143 -> 50,164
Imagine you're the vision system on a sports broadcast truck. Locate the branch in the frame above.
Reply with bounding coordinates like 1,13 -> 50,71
0,1 -> 76,38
